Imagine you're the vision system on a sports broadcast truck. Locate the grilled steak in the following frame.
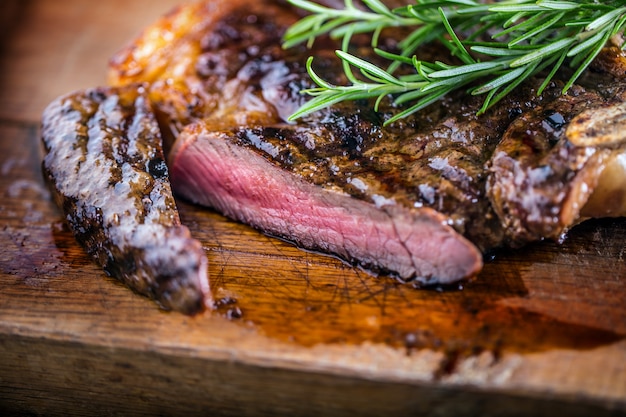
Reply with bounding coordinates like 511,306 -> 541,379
41,84 -> 211,314
106,0 -> 626,284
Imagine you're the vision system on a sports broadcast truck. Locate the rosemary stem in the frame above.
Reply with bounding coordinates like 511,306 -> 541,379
283,0 -> 626,122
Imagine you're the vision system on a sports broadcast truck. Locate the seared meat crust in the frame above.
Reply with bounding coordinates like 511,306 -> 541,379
41,84 -> 211,314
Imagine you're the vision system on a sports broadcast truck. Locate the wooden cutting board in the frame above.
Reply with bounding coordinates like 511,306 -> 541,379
1,1 -> 625,416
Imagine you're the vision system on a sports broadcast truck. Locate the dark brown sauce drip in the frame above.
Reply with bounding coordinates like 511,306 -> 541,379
217,268 -> 623,356
176,201 -> 625,359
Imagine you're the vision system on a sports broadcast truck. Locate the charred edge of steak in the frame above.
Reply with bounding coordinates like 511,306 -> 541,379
487,85 -> 626,246
169,123 -> 483,285
41,84 -> 211,314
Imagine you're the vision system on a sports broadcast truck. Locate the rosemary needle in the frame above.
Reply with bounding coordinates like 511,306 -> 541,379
283,0 -> 626,125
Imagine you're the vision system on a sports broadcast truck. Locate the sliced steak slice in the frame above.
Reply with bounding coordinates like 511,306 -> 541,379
41,84 -> 211,314
169,123 -> 483,284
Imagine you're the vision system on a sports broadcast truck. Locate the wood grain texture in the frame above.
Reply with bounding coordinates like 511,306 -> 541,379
0,1 -> 625,416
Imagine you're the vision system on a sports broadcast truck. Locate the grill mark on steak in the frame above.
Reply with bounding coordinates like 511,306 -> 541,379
41,84 -> 211,314
106,0 -> 626,283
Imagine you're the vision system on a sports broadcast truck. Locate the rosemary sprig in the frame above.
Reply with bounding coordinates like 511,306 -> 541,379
283,0 -> 626,125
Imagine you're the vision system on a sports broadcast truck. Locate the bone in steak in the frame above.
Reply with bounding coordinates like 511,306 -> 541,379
107,0 -> 626,285
41,84 -> 211,313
